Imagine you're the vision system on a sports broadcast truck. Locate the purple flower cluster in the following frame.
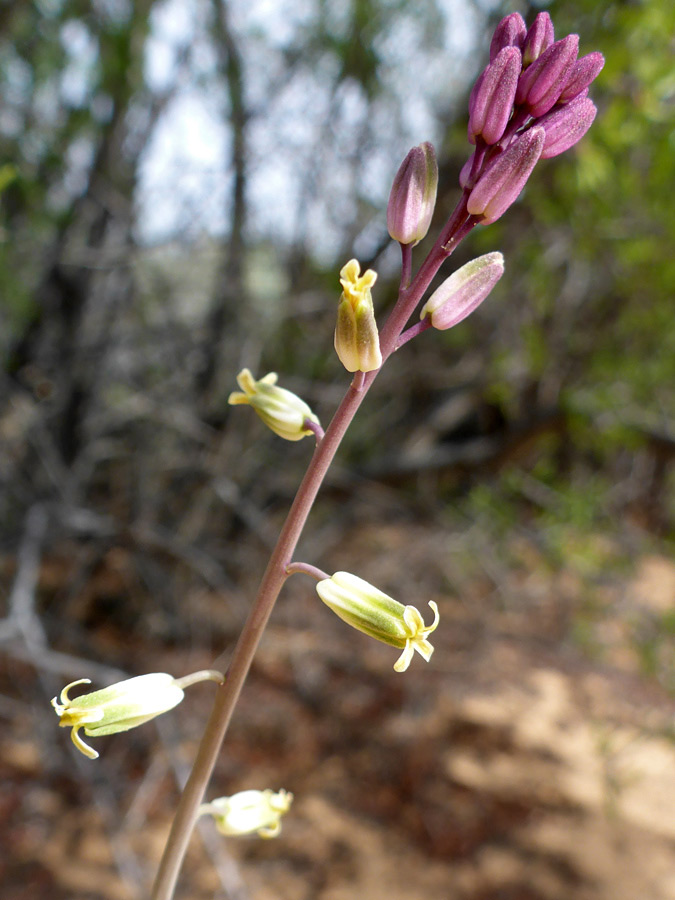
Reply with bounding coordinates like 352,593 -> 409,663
463,12 -> 604,225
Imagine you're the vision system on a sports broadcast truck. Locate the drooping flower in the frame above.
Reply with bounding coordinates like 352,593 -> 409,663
228,369 -> 321,441
316,571 -> 439,672
199,789 -> 293,838
334,259 -> 382,373
51,670 -> 224,759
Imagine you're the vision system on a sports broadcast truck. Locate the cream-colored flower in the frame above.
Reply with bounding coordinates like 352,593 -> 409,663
51,670 -> 224,759
334,259 -> 382,373
199,789 -> 293,838
316,571 -> 439,672
228,368 -> 320,441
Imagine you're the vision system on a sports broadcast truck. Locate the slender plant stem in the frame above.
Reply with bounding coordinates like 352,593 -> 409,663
151,195 -> 473,900
400,242 -> 413,289
285,561 -> 330,581
397,317 -> 432,349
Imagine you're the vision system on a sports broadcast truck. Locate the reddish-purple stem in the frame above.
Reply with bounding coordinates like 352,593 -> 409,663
151,191 -> 475,900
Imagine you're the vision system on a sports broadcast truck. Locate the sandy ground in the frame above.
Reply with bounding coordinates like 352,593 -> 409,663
2,526 -> 675,900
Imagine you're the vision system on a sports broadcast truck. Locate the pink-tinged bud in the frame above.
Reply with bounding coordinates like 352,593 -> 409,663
558,52 -> 605,103
387,142 -> 438,246
516,34 -> 579,118
467,127 -> 545,225
420,252 -> 504,330
468,47 -> 521,145
522,12 -> 555,66
489,13 -> 527,61
538,95 -> 597,159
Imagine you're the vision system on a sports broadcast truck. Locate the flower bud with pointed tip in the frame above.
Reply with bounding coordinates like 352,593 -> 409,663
421,252 -> 504,330
489,12 -> 527,61
538,95 -> 597,159
334,259 -> 382,372
469,47 -> 522,146
51,670 -> 224,759
516,34 -> 579,117
386,142 -> 438,246
467,127 -> 545,225
316,571 -> 440,672
199,789 -> 293,839
558,51 -> 605,104
522,12 -> 555,66
228,369 -> 321,441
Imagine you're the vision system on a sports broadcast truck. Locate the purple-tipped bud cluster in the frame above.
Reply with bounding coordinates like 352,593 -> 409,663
464,11 -> 603,224
387,142 -> 438,246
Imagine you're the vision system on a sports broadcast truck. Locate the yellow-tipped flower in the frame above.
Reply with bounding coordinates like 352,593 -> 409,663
316,571 -> 439,672
228,369 -> 321,441
51,670 -> 224,759
334,259 -> 382,373
199,789 -> 293,838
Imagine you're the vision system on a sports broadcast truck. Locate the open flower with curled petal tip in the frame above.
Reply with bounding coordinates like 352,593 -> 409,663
228,369 -> 321,441
51,670 -> 224,759
199,789 -> 293,838
316,571 -> 439,672
334,259 -> 382,373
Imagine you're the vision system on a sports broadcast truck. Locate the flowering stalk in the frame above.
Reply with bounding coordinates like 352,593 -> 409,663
151,12 -> 602,898
151,186 -> 471,900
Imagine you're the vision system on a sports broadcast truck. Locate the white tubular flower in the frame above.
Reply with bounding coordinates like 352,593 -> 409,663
51,670 -> 224,759
316,571 -> 440,672
199,789 -> 293,839
228,368 -> 321,441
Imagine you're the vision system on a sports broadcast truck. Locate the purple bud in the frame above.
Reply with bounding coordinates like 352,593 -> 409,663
522,12 -> 555,66
467,127 -> 545,225
538,95 -> 597,158
387,142 -> 438,246
459,152 -> 475,190
516,34 -> 579,117
489,13 -> 527,61
420,252 -> 505,330
468,47 -> 522,145
558,51 -> 605,103
468,69 -> 485,120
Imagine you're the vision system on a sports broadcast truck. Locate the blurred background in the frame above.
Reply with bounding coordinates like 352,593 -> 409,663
2,0 -> 675,897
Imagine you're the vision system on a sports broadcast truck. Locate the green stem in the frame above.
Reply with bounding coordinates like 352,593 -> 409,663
151,195 -> 472,900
